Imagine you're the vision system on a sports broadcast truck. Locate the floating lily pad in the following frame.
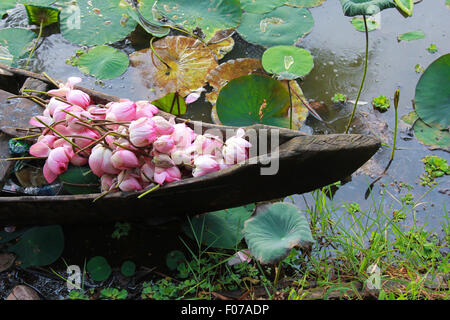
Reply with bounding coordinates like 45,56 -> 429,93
216,74 -> 293,128
60,0 -> 137,46
240,0 -> 285,14
401,111 -> 418,125
8,225 -> 64,268
207,36 -> 235,60
339,0 -> 396,16
152,92 -> 187,116
156,0 -> 242,43
75,45 -> 129,80
351,16 -> 380,32
120,261 -> 136,277
243,202 -> 313,264
24,4 -> 60,27
0,28 -> 36,67
237,6 -> 314,48
414,53 -> 450,129
166,250 -> 186,270
397,30 -> 425,42
183,204 -> 255,249
413,119 -> 450,152
59,166 -> 100,195
394,0 -> 413,16
285,0 -> 326,8
119,0 -> 170,38
87,256 -> 112,282
262,45 -> 314,80
129,36 -> 218,101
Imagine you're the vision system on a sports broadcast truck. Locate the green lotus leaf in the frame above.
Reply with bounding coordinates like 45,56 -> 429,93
166,250 -> 186,270
75,45 -> 130,80
19,0 -> 56,5
24,4 -> 60,27
120,260 -> 136,277
8,225 -> 64,268
119,0 -> 170,37
285,0 -> 326,8
216,74 -> 293,128
237,6 -> 314,47
87,256 -> 112,282
155,0 -> 242,43
0,28 -> 36,67
240,0 -> 285,14
401,111 -> 418,126
243,203 -> 313,264
262,45 -> 314,80
151,92 -> 187,116
351,16 -> 380,32
413,119 -> 450,152
0,0 -> 17,17
394,0 -> 413,16
414,53 -> 450,129
59,165 -> 100,195
60,0 -> 137,46
397,30 -> 425,42
183,204 -> 255,249
339,0 -> 396,17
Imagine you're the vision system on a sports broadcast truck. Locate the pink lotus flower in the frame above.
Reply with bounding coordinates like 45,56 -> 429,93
105,101 -> 136,122
171,123 -> 196,148
29,115 -> 53,128
73,128 -> 101,150
152,153 -> 175,168
43,147 -> 71,183
171,149 -> 192,166
67,89 -> 91,109
193,134 -> 223,156
87,105 -> 107,120
152,116 -> 174,135
47,97 -> 70,116
29,135 -> 57,157
89,144 -> 120,177
154,166 -> 181,185
185,87 -> 205,104
48,77 -> 82,97
222,128 -> 251,164
136,101 -> 159,119
110,149 -> 140,170
129,117 -> 157,147
192,155 -> 220,177
153,135 -> 175,154
101,174 -> 117,192
117,170 -> 143,192
140,159 -> 155,183
70,153 -> 88,166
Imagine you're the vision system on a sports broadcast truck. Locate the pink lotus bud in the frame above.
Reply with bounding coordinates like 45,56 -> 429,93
67,89 -> 91,108
101,174 -> 117,192
29,135 -> 58,157
88,105 -> 107,120
70,154 -> 88,166
154,166 -> 181,185
193,134 -> 223,156
185,92 -> 200,104
111,149 -> 140,170
43,147 -> 70,183
171,149 -> 192,166
192,155 -> 220,177
73,129 -> 101,150
152,116 -> 174,135
47,97 -> 70,116
117,170 -> 143,192
105,101 -> 136,122
47,77 -> 82,97
171,123 -> 196,148
140,160 -> 155,183
153,135 -> 175,154
129,117 -> 157,147
89,144 -> 121,177
222,128 -> 251,164
152,153 -> 175,168
29,115 -> 53,128
136,101 -> 159,118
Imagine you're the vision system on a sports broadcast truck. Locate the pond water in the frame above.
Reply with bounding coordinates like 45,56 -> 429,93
0,0 -> 449,299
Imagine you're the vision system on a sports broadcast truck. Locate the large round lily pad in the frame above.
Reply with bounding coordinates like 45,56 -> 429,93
60,0 -> 137,46
285,0 -> 326,8
87,256 -> 112,282
183,204 -> 255,249
237,6 -> 314,47
240,0 -> 285,14
155,0 -> 242,43
0,28 -> 36,66
8,225 -> 64,268
262,45 -> 314,80
75,45 -> 130,80
339,0 -> 396,16
243,202 -> 313,264
129,36 -> 218,101
414,53 -> 450,130
413,118 -> 450,152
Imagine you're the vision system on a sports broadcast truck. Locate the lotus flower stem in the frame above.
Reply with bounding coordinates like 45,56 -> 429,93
290,85 -> 323,122
42,72 -> 60,88
390,89 -> 400,162
12,134 -> 41,140
26,20 -> 44,68
75,131 -> 125,155
150,37 -> 171,70
138,184 -> 160,199
23,89 -> 71,105
7,95 -> 47,108
273,260 -> 283,289
287,80 -> 293,129
345,14 -> 369,134
0,156 -> 47,161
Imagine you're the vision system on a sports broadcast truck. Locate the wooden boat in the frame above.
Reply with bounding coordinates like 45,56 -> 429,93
0,64 -> 380,226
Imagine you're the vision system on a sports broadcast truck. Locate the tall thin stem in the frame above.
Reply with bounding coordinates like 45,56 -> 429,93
26,20 -> 44,68
345,14 -> 369,134
287,80 -> 293,130
390,89 -> 400,162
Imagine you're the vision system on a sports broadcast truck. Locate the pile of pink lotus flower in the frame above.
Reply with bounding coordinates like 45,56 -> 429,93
28,77 -> 251,194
